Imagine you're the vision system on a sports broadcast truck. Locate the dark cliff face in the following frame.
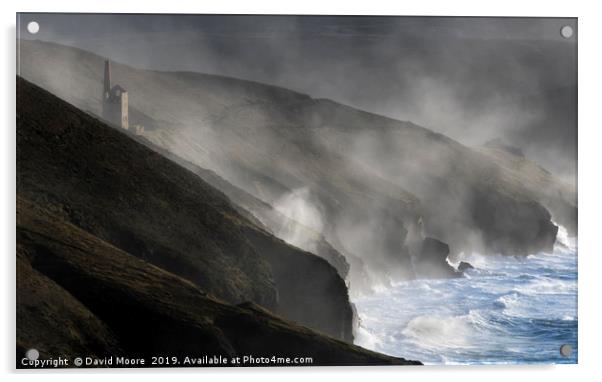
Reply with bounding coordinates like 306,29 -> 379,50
243,228 -> 353,342
470,190 -> 559,256
17,196 -> 419,366
16,77 -> 354,343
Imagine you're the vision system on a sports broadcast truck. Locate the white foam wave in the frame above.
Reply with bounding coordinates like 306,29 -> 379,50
513,277 -> 576,295
401,314 -> 474,349
497,286 -> 576,320
496,293 -> 522,316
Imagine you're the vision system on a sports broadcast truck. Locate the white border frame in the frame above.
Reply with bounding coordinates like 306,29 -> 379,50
3,1 -> 601,381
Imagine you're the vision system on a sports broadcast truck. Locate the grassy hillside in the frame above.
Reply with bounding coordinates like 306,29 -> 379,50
17,197 -> 419,367
17,76 -> 354,344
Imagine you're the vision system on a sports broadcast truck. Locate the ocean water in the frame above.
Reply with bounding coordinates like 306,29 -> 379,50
354,227 -> 578,364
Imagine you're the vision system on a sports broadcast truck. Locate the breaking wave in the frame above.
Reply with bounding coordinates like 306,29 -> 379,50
402,314 -> 474,349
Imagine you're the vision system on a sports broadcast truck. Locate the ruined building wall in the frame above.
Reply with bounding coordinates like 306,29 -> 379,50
120,92 -> 129,130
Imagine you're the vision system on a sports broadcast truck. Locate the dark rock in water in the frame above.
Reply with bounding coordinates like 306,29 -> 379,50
414,237 -> 460,279
457,261 -> 474,272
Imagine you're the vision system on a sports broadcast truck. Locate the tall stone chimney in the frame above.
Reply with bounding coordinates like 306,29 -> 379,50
103,60 -> 111,97
101,59 -> 130,131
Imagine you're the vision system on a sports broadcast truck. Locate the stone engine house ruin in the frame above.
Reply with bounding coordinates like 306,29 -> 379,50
102,60 -> 129,130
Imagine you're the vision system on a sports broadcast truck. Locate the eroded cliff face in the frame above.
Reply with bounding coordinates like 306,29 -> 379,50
479,145 -> 577,236
17,77 -> 354,342
470,189 -> 559,256
296,99 -> 563,258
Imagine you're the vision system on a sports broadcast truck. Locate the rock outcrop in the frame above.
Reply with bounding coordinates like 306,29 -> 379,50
457,261 -> 474,272
413,238 -> 459,279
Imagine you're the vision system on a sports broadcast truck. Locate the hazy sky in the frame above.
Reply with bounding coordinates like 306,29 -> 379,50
17,14 -> 577,179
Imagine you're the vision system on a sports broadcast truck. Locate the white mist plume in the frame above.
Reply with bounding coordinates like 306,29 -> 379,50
273,187 -> 324,252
